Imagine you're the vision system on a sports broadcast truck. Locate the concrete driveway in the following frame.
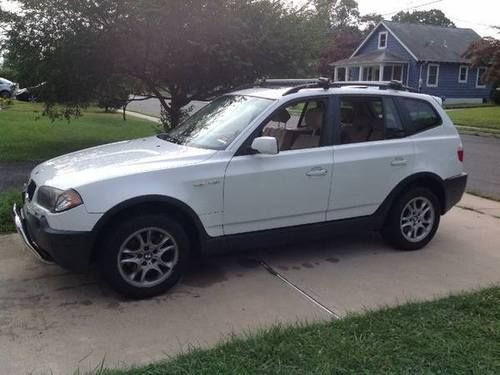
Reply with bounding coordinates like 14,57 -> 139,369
1,195 -> 500,374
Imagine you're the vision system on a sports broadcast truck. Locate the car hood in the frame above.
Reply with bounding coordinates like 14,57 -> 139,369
31,136 -> 217,189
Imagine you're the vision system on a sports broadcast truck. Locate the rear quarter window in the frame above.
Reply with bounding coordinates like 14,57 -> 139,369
398,98 -> 442,133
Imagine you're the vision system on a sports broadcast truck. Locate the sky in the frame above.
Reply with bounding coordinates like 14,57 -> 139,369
292,0 -> 500,37
1,0 -> 499,37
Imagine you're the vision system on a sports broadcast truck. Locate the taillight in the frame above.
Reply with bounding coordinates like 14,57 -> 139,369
457,147 -> 464,162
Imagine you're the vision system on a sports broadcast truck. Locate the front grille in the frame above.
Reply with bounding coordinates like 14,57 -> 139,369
26,180 -> 37,201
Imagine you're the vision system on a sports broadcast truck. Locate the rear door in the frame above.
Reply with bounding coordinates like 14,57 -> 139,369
328,95 -> 415,220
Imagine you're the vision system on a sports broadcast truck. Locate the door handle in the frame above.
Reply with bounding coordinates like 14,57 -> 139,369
391,158 -> 408,166
306,167 -> 328,177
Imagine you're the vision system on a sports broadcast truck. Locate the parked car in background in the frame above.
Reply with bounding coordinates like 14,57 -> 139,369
15,82 -> 46,102
0,77 -> 16,98
13,79 -> 467,299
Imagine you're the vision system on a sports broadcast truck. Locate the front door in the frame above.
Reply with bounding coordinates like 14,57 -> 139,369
223,98 -> 334,235
328,95 -> 415,220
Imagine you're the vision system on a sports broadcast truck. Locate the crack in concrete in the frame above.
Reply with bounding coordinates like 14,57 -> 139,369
256,259 -> 340,319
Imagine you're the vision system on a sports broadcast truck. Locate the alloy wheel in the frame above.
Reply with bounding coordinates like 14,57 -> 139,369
400,197 -> 435,243
117,227 -> 179,288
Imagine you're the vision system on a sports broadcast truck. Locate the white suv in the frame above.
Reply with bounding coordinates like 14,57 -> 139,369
13,80 -> 467,298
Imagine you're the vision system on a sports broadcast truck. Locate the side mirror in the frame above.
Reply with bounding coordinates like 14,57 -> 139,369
251,136 -> 279,155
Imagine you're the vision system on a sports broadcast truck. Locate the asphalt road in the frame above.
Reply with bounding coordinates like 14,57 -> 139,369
1,195 -> 500,374
462,134 -> 500,200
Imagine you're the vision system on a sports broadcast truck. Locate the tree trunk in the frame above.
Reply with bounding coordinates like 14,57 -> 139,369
122,102 -> 128,121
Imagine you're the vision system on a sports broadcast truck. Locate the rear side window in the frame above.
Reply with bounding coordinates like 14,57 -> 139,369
398,98 -> 442,133
338,96 -> 406,145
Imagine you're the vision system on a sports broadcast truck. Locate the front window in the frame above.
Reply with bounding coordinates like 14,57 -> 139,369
336,67 -> 346,82
427,64 -> 439,87
161,95 -> 274,150
363,66 -> 380,82
459,65 -> 469,83
260,99 -> 327,151
476,67 -> 487,88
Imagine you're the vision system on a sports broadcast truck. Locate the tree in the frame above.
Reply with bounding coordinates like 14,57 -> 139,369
4,0 -> 320,129
313,0 -> 379,75
318,27 -> 363,74
391,9 -> 455,27
359,13 -> 384,34
464,36 -> 500,103
313,0 -> 360,31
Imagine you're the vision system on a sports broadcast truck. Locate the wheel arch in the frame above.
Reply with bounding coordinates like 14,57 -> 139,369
90,195 -> 209,263
377,172 -> 447,223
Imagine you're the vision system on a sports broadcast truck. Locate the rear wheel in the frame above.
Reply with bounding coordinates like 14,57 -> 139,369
382,187 -> 440,251
99,214 -> 190,298
0,90 -> 11,99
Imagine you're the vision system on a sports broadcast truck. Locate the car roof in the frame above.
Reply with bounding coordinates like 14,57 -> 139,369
231,85 -> 439,103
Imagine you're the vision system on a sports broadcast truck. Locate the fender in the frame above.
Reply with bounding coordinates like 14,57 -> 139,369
374,172 -> 446,222
91,194 -> 210,244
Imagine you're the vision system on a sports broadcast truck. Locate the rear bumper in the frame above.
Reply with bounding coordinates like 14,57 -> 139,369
443,173 -> 468,213
12,204 -> 94,272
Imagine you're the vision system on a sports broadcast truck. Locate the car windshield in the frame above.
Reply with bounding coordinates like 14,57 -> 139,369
158,95 -> 274,150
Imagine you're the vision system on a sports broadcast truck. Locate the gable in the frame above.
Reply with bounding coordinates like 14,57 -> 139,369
352,24 -> 417,62
383,21 -> 481,63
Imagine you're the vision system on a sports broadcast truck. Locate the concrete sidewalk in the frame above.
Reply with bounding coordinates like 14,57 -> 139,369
1,195 -> 499,374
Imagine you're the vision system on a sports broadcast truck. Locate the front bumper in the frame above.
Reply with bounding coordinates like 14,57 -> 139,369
12,204 -> 94,272
443,173 -> 468,213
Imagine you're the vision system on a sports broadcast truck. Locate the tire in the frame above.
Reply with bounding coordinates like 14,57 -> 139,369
0,91 -> 11,99
381,187 -> 441,251
99,214 -> 190,299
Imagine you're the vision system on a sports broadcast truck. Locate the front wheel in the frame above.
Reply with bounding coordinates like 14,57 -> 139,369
99,214 -> 190,299
382,188 -> 441,251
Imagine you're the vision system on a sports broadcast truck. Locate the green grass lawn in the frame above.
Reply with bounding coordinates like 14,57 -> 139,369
0,102 -> 158,161
0,190 -> 22,233
447,106 -> 500,131
99,287 -> 500,375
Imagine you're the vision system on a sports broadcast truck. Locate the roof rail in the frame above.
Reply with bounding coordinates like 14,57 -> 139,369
331,80 -> 418,93
233,78 -> 418,97
281,77 -> 331,96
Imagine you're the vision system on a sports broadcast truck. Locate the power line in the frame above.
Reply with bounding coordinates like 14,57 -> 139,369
380,0 -> 444,16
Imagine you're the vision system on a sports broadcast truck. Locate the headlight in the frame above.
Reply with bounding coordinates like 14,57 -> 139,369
37,186 -> 83,212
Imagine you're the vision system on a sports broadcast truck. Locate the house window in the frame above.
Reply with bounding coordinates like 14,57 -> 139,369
336,67 -> 346,82
392,65 -> 403,82
476,67 -> 487,88
381,65 -> 403,82
383,66 -> 392,81
458,65 -> 469,83
426,64 -> 439,87
363,66 -> 380,81
378,31 -> 388,49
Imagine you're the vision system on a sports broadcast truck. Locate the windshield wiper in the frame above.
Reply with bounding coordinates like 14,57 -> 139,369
158,134 -> 181,144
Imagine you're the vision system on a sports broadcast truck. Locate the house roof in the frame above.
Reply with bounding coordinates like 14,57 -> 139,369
381,21 -> 481,63
331,50 -> 409,66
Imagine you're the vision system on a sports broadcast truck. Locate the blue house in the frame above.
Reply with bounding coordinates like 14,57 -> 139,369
331,21 -> 491,105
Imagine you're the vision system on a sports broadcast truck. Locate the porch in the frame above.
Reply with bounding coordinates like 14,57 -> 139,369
331,51 -> 410,85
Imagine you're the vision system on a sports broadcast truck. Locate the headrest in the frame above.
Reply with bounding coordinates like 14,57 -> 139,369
271,109 -> 291,123
305,107 -> 323,130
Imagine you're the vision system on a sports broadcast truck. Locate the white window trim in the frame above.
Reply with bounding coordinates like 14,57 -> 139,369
378,31 -> 388,49
458,65 -> 469,83
426,63 -> 440,87
476,67 -> 487,88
